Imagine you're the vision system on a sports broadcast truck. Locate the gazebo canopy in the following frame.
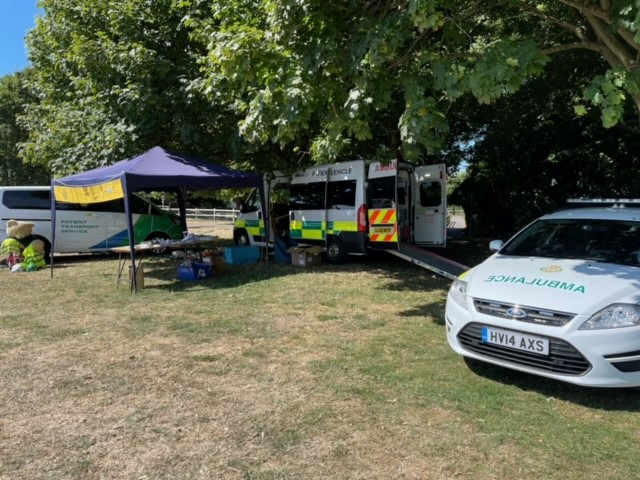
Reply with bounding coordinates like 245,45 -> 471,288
52,146 -> 262,203
50,146 -> 265,290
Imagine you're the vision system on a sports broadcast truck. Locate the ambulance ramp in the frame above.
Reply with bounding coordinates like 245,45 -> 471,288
388,243 -> 468,281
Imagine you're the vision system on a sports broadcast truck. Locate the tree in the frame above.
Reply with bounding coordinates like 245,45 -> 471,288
22,0 -> 251,175
186,1 -> 640,166
449,50 -> 640,238
0,71 -> 50,185
185,0 -> 549,166
499,1 -> 640,128
21,1 -> 640,176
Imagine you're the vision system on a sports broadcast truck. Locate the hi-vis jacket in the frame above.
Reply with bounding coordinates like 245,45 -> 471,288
1,238 -> 23,257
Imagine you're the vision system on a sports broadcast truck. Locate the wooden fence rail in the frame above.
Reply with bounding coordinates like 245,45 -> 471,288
162,207 -> 240,222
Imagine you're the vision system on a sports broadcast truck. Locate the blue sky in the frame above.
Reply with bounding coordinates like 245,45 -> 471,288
0,0 -> 41,77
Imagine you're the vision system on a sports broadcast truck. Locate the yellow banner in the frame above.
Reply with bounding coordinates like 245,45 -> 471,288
54,179 -> 124,204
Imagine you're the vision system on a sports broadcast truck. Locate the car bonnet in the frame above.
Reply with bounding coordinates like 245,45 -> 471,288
466,255 -> 640,314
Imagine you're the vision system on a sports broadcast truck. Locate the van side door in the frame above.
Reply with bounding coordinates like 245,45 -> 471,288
412,164 -> 447,246
55,202 -> 108,252
289,172 -> 326,243
103,198 -> 130,248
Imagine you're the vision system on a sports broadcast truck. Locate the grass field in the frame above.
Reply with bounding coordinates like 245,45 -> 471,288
1,222 -> 639,479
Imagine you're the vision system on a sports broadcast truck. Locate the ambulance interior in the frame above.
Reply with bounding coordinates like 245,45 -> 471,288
367,170 -> 411,242
269,184 -> 291,238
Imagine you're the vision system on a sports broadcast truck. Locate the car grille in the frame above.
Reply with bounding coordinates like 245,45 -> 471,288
473,299 -> 575,326
458,323 -> 591,375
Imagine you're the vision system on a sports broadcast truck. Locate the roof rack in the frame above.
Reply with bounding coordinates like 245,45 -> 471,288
566,198 -> 640,208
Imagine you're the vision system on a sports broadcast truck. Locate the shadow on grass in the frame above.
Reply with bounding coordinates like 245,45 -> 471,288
49,252 -> 113,269
48,235 -> 488,294
463,357 -> 640,412
97,248 -> 456,295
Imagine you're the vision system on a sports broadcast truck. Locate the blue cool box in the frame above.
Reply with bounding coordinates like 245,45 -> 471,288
178,262 -> 212,281
223,246 -> 261,264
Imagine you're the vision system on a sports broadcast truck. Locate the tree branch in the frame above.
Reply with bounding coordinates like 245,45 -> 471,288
583,12 -> 636,68
616,27 -> 640,54
558,0 -> 611,22
540,41 -> 616,59
599,0 -> 612,12
515,1 -> 588,41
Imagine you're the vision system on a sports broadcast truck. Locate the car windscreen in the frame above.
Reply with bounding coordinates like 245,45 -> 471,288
500,218 -> 640,265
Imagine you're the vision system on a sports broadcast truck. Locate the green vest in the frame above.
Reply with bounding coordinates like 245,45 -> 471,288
21,242 -> 46,270
1,238 -> 22,257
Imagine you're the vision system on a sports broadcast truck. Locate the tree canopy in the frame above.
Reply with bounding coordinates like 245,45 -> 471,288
0,0 -> 631,238
15,0 -> 640,176
21,0 -> 248,175
450,48 -> 640,238
185,0 -> 640,165
0,71 -> 50,184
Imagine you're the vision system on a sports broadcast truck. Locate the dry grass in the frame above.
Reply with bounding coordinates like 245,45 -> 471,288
1,221 -> 640,479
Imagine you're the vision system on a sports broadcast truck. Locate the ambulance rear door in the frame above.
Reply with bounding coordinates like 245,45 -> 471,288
367,160 -> 400,250
412,164 -> 447,246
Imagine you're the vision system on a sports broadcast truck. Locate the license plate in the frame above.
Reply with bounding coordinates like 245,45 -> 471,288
481,326 -> 549,355
371,226 -> 394,234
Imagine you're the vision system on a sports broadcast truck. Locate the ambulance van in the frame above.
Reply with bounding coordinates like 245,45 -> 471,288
233,159 -> 447,263
0,186 -> 184,259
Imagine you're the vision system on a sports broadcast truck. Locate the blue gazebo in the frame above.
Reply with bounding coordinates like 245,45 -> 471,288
51,146 -> 264,289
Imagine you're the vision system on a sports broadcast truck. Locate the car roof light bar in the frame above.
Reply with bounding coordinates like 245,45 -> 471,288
567,198 -> 640,207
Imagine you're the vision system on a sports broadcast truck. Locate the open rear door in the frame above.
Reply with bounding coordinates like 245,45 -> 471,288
413,164 -> 447,246
367,161 -> 400,250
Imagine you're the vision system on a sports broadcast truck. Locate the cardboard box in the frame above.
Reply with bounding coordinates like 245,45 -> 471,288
287,246 -> 324,267
212,255 -> 227,275
128,264 -> 145,289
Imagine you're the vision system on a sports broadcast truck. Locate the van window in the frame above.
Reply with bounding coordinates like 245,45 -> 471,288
3,190 -> 50,209
241,189 -> 261,213
56,198 -> 121,212
420,181 -> 442,207
290,182 -> 325,210
368,177 -> 395,208
56,195 -> 153,214
328,180 -> 356,208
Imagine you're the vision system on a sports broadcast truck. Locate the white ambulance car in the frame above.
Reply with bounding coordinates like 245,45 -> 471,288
446,199 -> 640,388
233,159 -> 447,263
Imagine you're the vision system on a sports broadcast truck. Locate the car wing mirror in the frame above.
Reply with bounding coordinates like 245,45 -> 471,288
489,240 -> 504,252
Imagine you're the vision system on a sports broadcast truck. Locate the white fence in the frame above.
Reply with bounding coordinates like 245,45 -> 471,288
162,207 -> 240,222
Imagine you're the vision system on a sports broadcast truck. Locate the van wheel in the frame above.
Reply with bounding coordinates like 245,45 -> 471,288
325,237 -> 346,265
146,232 -> 170,254
234,229 -> 250,246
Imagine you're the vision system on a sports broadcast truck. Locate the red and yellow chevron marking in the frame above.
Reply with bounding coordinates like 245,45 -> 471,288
369,208 -> 398,242
369,208 -> 396,225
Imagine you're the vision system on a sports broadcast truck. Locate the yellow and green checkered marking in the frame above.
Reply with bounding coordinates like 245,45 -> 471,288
290,220 -> 358,240
235,218 -> 265,241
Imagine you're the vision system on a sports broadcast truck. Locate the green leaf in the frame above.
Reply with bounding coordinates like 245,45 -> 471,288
573,104 -> 588,116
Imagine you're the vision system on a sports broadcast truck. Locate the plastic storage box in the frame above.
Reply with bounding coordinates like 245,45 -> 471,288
178,261 -> 213,281
274,236 -> 298,264
223,246 -> 261,264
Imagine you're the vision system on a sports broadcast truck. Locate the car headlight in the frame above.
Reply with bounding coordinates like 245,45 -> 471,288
579,304 -> 640,330
448,278 -> 468,310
